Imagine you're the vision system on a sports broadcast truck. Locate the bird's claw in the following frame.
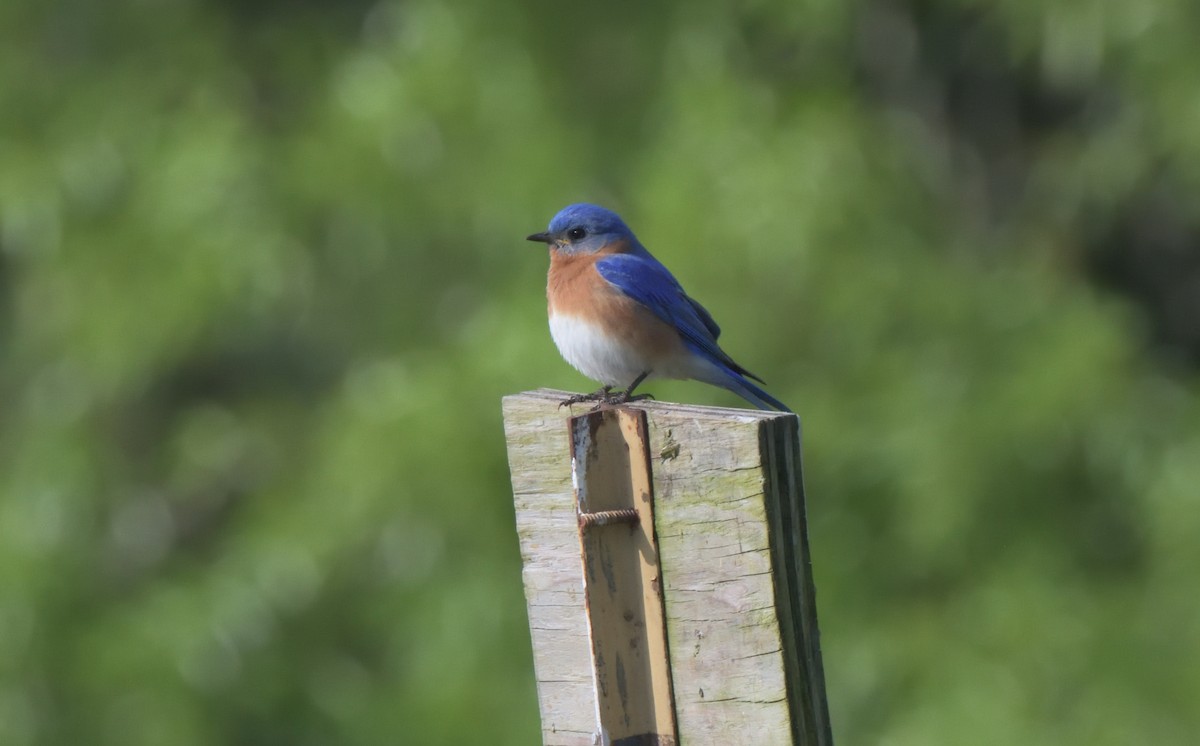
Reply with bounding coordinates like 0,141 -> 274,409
561,372 -> 654,411
558,387 -> 613,408
561,390 -> 655,411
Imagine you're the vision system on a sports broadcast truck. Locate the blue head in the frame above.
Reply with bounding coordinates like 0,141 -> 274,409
526,203 -> 641,255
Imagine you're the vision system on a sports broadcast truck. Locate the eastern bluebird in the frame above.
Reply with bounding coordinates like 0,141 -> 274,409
527,203 -> 790,411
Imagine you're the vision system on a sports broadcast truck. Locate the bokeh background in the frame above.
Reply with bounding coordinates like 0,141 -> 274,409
3,0 -> 1200,743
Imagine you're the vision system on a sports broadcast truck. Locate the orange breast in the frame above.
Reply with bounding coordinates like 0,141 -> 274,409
547,247 -> 687,364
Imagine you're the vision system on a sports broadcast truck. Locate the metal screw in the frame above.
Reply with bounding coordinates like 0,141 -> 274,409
578,508 -> 639,529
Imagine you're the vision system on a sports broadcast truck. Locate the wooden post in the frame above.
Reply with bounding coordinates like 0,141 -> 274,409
503,389 -> 832,746
572,407 -> 676,745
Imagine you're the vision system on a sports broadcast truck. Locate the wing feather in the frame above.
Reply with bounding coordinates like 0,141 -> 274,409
594,254 -> 763,382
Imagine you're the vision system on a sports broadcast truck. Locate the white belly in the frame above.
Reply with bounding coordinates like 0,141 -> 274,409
549,314 -> 651,387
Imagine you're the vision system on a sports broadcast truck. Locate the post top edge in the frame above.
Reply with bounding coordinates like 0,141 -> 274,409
503,388 -> 799,423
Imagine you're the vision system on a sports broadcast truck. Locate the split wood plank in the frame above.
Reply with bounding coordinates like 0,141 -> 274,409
503,389 -> 831,746
570,407 -> 677,745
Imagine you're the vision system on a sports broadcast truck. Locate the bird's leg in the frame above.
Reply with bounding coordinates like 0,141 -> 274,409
620,370 -> 652,401
559,385 -> 613,408
594,371 -> 654,408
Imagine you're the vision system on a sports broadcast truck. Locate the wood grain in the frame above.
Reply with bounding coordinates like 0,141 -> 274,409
503,389 -> 832,746
571,407 -> 677,746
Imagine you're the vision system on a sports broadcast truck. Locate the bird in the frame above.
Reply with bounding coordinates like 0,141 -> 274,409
526,203 -> 790,412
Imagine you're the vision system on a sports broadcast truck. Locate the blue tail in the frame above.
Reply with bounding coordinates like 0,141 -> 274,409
713,366 -> 792,412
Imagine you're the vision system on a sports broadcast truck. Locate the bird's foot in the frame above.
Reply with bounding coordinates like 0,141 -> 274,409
559,386 -> 613,408
613,392 -> 655,404
561,373 -> 655,411
586,390 -> 655,411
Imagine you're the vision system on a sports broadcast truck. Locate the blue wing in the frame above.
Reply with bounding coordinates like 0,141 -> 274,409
687,296 -> 721,340
595,253 -> 762,382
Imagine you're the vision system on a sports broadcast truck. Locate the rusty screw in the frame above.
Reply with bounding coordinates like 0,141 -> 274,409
578,508 -> 639,529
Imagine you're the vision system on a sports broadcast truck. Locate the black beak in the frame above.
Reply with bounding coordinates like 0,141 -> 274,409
526,232 -> 553,244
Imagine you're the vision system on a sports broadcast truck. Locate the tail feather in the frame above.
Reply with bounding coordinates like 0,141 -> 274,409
713,366 -> 792,412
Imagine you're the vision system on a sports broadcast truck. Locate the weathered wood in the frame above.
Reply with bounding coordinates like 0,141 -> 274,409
503,389 -> 831,746
503,396 -> 595,745
571,407 -> 677,745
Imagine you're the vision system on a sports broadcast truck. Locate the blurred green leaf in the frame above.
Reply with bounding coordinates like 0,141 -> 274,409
1,0 -> 1198,744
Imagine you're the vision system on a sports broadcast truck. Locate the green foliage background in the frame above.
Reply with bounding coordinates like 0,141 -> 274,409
2,0 -> 1199,743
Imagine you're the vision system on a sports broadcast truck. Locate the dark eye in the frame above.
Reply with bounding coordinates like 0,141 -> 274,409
567,227 -> 587,240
